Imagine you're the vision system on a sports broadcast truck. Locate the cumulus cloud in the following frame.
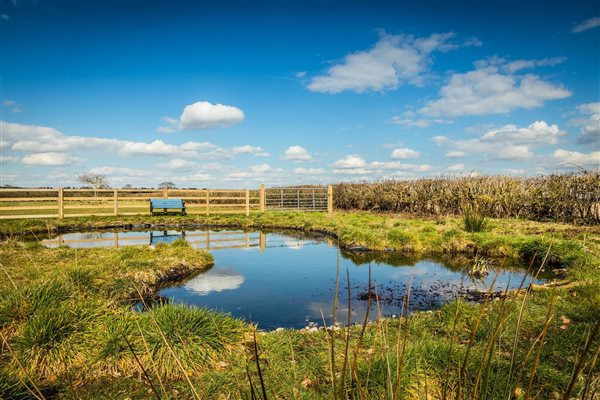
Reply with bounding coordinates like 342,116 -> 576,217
164,159 -> 198,170
432,135 -> 449,144
307,32 -> 480,94
443,121 -> 565,161
21,152 -> 73,166
331,154 -> 367,168
553,149 -> 599,167
281,146 -> 313,161
232,145 -> 270,157
419,64 -> 571,117
571,102 -> 600,146
370,161 -> 433,171
293,167 -> 326,175
178,101 -> 245,130
160,101 -> 245,131
446,151 -> 465,158
391,147 -> 420,159
572,17 -> 600,33
1,121 -> 268,164
447,163 -> 464,172
89,166 -> 151,177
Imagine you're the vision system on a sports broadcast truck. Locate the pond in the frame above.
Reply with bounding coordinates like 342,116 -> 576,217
43,228 -> 544,330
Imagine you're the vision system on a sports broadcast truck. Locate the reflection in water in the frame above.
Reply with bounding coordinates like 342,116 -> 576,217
150,231 -> 186,245
43,228 -> 545,329
183,269 -> 245,295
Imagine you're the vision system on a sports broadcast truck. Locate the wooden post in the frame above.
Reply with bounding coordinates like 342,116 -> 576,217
205,189 -> 210,216
113,189 -> 118,216
327,185 -> 333,216
162,188 -> 168,198
245,189 -> 250,216
58,188 -> 64,219
259,231 -> 266,252
259,184 -> 265,212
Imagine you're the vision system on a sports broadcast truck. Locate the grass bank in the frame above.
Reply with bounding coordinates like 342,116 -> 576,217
0,211 -> 598,399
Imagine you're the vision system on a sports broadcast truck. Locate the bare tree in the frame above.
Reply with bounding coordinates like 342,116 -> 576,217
78,173 -> 109,196
78,173 -> 110,189
158,181 -> 177,189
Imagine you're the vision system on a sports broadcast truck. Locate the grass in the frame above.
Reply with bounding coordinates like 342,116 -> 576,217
0,211 -> 598,398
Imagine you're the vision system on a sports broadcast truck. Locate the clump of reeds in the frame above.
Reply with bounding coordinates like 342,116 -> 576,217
462,202 -> 488,232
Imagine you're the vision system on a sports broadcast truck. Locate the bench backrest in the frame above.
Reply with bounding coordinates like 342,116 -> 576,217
150,198 -> 185,208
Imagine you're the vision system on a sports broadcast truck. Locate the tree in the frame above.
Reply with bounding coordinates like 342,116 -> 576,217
78,173 -> 110,189
122,184 -> 133,189
158,181 -> 177,189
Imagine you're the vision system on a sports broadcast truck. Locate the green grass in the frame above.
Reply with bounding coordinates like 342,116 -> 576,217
0,211 -> 598,399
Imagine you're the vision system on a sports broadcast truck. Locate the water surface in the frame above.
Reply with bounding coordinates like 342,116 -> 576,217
44,229 -> 543,329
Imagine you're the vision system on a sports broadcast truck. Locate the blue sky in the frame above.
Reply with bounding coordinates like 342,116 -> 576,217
1,0 -> 599,188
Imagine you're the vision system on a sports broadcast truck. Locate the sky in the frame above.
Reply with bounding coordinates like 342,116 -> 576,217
0,0 -> 599,188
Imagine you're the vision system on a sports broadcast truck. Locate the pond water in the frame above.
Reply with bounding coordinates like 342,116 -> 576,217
43,229 -> 544,330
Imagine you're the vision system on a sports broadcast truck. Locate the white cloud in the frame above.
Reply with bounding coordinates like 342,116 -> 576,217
164,159 -> 197,170
446,151 -> 465,158
572,17 -> 600,33
447,163 -> 464,172
419,65 -> 571,117
232,145 -> 270,157
21,152 -> 73,166
332,168 -> 370,175
369,161 -> 433,172
250,163 -> 272,173
432,135 -> 449,144
281,146 -> 313,161
480,120 -> 566,146
332,154 -> 367,168
178,101 -> 244,130
391,147 -> 420,159
119,140 -> 194,157
307,32 -> 480,93
444,121 -> 564,161
0,155 -> 17,164
2,99 -> 21,113
503,57 -> 566,73
553,149 -> 600,167
293,167 -> 326,175
390,116 -> 453,128
501,168 -> 525,175
89,166 -> 151,177
160,101 -> 245,131
571,102 -> 600,146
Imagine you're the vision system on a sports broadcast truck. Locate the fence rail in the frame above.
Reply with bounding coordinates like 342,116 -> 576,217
0,185 -> 333,220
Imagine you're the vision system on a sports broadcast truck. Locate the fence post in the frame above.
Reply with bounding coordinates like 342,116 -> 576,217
260,184 -> 265,212
162,188 -> 168,198
205,189 -> 210,216
327,185 -> 333,216
58,188 -> 64,219
245,189 -> 250,216
113,188 -> 118,216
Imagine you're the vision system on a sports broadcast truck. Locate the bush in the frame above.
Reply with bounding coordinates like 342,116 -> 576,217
333,171 -> 600,224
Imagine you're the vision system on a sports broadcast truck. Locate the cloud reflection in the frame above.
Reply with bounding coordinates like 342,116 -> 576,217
184,269 -> 244,295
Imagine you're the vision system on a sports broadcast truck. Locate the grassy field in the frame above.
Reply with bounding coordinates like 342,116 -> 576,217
0,211 -> 598,399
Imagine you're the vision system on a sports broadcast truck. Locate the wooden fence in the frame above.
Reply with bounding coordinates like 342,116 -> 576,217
0,185 -> 333,220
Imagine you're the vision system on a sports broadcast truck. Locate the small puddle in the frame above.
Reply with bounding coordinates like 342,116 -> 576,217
43,229 -> 545,330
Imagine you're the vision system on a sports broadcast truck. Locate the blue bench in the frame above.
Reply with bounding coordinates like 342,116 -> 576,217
149,198 -> 186,215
